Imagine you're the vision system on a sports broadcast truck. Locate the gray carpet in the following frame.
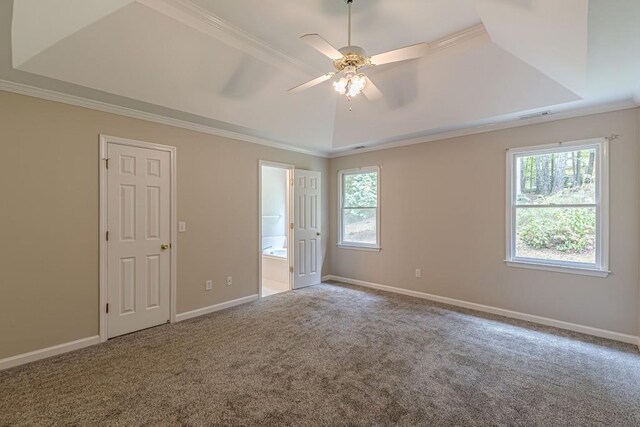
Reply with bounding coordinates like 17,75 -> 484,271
1,282 -> 639,426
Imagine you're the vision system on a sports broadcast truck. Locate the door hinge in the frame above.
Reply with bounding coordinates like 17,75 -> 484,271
290,178 -> 294,186
106,231 -> 109,241
289,266 -> 294,273
106,303 -> 109,314
290,223 -> 294,229
104,158 -> 110,169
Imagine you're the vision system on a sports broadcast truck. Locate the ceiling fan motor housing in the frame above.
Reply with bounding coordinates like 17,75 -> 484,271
333,46 -> 369,71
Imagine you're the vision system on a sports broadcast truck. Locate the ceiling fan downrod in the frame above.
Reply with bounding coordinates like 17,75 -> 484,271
289,0 -> 429,106
346,0 -> 353,47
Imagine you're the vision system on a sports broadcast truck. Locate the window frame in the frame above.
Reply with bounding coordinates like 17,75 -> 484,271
505,137 -> 610,277
337,166 -> 381,251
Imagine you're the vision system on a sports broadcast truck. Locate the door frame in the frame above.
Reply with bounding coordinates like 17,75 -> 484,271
258,160 -> 294,298
99,134 -> 177,342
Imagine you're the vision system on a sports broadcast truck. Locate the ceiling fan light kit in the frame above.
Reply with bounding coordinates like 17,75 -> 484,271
333,68 -> 366,97
288,0 -> 429,111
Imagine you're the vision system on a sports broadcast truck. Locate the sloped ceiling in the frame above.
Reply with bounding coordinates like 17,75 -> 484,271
474,0 -> 589,96
11,0 -> 135,68
16,2 -> 337,150
331,35 -> 578,148
6,0 -> 640,155
186,0 -> 482,73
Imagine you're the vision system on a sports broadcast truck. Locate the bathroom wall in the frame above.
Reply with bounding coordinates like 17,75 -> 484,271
261,166 -> 287,240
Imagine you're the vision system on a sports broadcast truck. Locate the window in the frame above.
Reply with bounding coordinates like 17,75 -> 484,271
506,138 -> 609,276
338,166 -> 380,250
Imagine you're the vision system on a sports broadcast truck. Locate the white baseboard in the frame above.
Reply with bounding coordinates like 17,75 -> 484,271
175,294 -> 259,322
324,275 -> 640,346
1,294 -> 258,371
0,335 -> 100,371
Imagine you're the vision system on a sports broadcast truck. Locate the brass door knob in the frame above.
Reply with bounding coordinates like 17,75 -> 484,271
161,243 -> 169,250
316,232 -> 321,236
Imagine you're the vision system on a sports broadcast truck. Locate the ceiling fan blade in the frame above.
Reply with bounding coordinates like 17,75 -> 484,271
288,73 -> 336,93
362,76 -> 383,100
301,34 -> 344,60
369,42 -> 429,66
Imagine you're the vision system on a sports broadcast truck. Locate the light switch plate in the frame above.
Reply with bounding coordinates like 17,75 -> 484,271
178,222 -> 187,233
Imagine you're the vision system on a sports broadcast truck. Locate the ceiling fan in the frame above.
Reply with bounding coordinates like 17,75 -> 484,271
288,0 -> 429,107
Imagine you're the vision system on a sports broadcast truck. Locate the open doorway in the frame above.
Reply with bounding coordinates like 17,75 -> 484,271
259,162 -> 293,297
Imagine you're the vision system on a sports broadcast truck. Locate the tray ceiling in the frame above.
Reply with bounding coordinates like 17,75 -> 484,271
4,0 -> 640,155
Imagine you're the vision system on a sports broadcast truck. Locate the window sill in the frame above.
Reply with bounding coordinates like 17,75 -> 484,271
505,260 -> 610,277
337,244 -> 381,252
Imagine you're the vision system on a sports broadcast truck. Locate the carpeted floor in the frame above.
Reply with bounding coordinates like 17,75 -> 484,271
1,282 -> 639,426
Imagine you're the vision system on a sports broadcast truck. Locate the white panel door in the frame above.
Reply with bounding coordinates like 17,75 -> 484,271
293,170 -> 322,289
107,143 -> 171,338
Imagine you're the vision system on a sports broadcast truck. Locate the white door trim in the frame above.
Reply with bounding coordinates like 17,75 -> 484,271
99,134 -> 177,342
258,160 -> 294,298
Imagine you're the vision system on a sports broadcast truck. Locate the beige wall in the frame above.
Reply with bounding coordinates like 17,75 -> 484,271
330,108 -> 640,336
1,90 -> 638,361
0,91 -> 330,359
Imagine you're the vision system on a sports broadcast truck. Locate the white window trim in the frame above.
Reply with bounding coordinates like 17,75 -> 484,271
505,137 -> 610,277
337,166 -> 381,251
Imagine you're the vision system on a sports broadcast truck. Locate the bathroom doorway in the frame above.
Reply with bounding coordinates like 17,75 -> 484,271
259,162 -> 293,297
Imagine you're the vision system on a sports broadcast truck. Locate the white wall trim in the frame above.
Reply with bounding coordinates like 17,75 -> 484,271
0,336 -> 100,371
427,23 -> 487,50
136,0 -> 317,78
136,1 -> 487,80
2,80 -> 637,161
175,294 -> 259,322
99,134 -> 178,342
329,101 -> 638,158
0,293 -> 259,370
324,275 -> 639,345
0,79 -> 329,158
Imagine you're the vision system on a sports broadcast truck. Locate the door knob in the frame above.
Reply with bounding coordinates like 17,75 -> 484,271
316,232 -> 321,236
161,243 -> 169,250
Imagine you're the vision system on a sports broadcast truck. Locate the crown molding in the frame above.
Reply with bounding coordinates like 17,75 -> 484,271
136,1 -> 488,78
5,78 -> 635,161
427,23 -> 488,51
329,99 -> 638,158
0,79 -> 330,157
136,0 -> 317,78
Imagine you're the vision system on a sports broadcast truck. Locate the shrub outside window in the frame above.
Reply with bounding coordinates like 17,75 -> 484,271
338,166 -> 380,250
506,138 -> 609,276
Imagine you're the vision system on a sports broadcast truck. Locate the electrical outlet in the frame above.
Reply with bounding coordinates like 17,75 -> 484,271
226,276 -> 232,286
415,269 -> 421,278
205,280 -> 213,291
178,222 -> 187,233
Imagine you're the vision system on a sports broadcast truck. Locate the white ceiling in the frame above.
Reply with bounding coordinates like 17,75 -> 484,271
189,0 -> 482,72
6,0 -> 640,156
